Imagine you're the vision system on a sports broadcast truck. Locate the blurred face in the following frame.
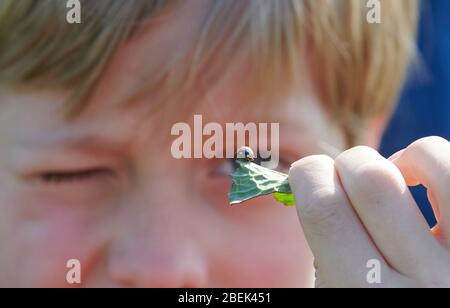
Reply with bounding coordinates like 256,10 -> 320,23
0,1 -> 347,287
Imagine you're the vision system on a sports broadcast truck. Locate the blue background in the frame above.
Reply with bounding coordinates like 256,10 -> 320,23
380,0 -> 450,227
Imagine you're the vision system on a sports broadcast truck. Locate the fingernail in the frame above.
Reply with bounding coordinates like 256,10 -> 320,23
388,149 -> 405,161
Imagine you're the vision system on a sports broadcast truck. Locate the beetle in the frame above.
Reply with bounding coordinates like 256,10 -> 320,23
236,146 -> 255,162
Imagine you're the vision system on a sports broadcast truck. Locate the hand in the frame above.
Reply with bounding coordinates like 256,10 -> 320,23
289,137 -> 450,288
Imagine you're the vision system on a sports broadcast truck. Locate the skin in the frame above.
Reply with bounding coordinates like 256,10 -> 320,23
0,0 -> 339,286
1,1 -> 448,288
0,71 -> 336,287
289,137 -> 450,287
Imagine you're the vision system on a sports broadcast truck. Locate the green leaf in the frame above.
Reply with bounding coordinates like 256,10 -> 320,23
273,192 -> 295,206
228,161 -> 295,206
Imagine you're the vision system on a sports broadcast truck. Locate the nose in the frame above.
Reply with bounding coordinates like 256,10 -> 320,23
107,182 -> 208,288
108,233 -> 208,288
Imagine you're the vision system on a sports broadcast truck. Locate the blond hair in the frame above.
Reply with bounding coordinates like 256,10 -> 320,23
0,0 -> 418,145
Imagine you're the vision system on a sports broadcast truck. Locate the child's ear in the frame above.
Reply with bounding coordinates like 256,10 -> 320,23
363,114 -> 390,150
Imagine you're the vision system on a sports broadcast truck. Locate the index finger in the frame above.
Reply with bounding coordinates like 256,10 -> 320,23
390,137 -> 450,242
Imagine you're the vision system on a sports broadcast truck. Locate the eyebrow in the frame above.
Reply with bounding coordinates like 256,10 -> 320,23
53,134 -> 133,158
16,131 -> 133,160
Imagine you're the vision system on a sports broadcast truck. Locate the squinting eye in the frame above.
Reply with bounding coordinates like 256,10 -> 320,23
40,168 -> 113,184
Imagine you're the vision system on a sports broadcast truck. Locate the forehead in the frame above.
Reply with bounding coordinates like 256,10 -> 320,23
0,79 -> 344,163
0,1 -> 343,155
80,0 -> 208,112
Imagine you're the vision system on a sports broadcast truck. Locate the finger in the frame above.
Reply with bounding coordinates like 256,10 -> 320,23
390,137 -> 450,242
335,146 -> 444,279
289,155 -> 395,287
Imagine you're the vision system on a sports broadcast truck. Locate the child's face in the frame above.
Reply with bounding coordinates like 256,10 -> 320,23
0,2 -> 349,287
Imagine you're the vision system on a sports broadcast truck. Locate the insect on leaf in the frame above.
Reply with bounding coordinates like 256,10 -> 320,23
228,160 -> 295,206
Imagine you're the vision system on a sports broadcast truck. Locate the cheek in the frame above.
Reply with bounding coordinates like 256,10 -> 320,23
4,207 -> 103,287
209,197 -> 314,287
